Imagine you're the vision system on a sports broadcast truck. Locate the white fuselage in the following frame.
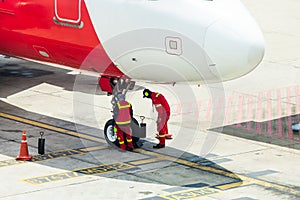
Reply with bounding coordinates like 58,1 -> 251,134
85,0 -> 265,83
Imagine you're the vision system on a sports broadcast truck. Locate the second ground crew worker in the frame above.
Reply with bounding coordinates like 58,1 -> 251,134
113,93 -> 134,151
143,88 -> 172,149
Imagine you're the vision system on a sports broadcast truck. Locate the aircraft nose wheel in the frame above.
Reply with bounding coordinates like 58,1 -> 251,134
104,119 -> 119,147
106,126 -> 117,142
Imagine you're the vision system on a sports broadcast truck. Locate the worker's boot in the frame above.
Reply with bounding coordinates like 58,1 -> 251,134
126,146 -> 133,151
153,144 -> 165,149
153,135 -> 165,149
126,137 -> 134,152
126,142 -> 134,151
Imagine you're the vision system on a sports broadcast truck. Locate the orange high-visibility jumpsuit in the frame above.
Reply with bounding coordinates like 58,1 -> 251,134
151,92 -> 171,145
114,100 -> 133,150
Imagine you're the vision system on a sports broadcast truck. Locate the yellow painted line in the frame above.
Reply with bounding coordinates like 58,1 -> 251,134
0,159 -> 25,168
2,112 -> 298,196
135,149 -> 300,196
0,112 -> 105,143
23,162 -> 134,185
135,148 -> 239,178
134,149 -> 241,178
215,182 -> 243,190
80,146 -> 107,152
160,186 -> 219,200
240,176 -> 300,196
32,149 -> 85,162
128,157 -> 163,166
0,146 -> 105,168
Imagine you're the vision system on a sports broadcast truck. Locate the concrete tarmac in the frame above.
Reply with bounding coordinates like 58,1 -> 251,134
1,0 -> 300,199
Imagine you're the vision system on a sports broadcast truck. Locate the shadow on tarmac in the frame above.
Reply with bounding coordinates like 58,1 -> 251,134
0,56 -> 241,190
0,56 -> 145,98
0,100 -> 241,189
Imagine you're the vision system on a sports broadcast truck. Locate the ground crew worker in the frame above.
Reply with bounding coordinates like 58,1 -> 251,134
143,88 -> 172,149
113,93 -> 134,151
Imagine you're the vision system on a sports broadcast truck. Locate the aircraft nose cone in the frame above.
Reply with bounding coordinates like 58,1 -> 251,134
248,40 -> 265,70
204,19 -> 265,81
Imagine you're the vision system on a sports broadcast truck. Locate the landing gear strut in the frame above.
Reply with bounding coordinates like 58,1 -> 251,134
102,78 -> 146,149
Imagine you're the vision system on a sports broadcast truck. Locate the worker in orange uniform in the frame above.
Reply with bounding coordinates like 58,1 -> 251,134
143,88 -> 172,149
113,93 -> 134,151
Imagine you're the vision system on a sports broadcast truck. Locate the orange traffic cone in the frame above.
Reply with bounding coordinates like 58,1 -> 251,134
16,130 -> 32,161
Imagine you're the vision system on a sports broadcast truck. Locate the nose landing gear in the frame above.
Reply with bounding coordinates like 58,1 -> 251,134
102,78 -> 146,149
103,117 -> 146,149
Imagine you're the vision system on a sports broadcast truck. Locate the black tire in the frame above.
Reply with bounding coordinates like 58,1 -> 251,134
104,118 -> 140,148
104,119 -> 119,147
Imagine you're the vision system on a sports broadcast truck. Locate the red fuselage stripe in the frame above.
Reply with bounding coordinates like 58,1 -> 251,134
0,0 -> 124,77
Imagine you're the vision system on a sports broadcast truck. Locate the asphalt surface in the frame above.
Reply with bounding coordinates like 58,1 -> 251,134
1,0 -> 300,199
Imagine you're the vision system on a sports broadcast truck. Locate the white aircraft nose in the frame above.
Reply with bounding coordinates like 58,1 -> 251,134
248,39 -> 265,70
204,19 -> 265,81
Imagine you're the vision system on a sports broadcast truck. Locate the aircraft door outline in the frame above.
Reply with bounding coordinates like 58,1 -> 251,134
54,0 -> 83,28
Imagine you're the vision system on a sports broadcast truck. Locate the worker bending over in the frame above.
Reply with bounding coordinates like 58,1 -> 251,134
143,88 -> 172,149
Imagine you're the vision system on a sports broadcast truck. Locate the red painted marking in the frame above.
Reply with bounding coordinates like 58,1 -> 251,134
230,85 -> 300,143
286,86 -> 294,140
277,89 -> 283,138
246,94 -> 253,130
224,96 -> 233,125
193,100 -> 201,118
256,92 -> 263,133
267,90 -> 272,135
215,97 -> 225,122
172,103 -> 182,115
204,99 -> 212,121
294,85 -> 300,141
236,95 -> 244,128
184,101 -> 193,117
295,85 -> 300,122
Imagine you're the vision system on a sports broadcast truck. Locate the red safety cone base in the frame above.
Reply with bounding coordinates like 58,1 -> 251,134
16,155 -> 33,161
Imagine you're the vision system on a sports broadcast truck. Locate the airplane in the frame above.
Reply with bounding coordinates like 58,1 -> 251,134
0,0 -> 265,146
